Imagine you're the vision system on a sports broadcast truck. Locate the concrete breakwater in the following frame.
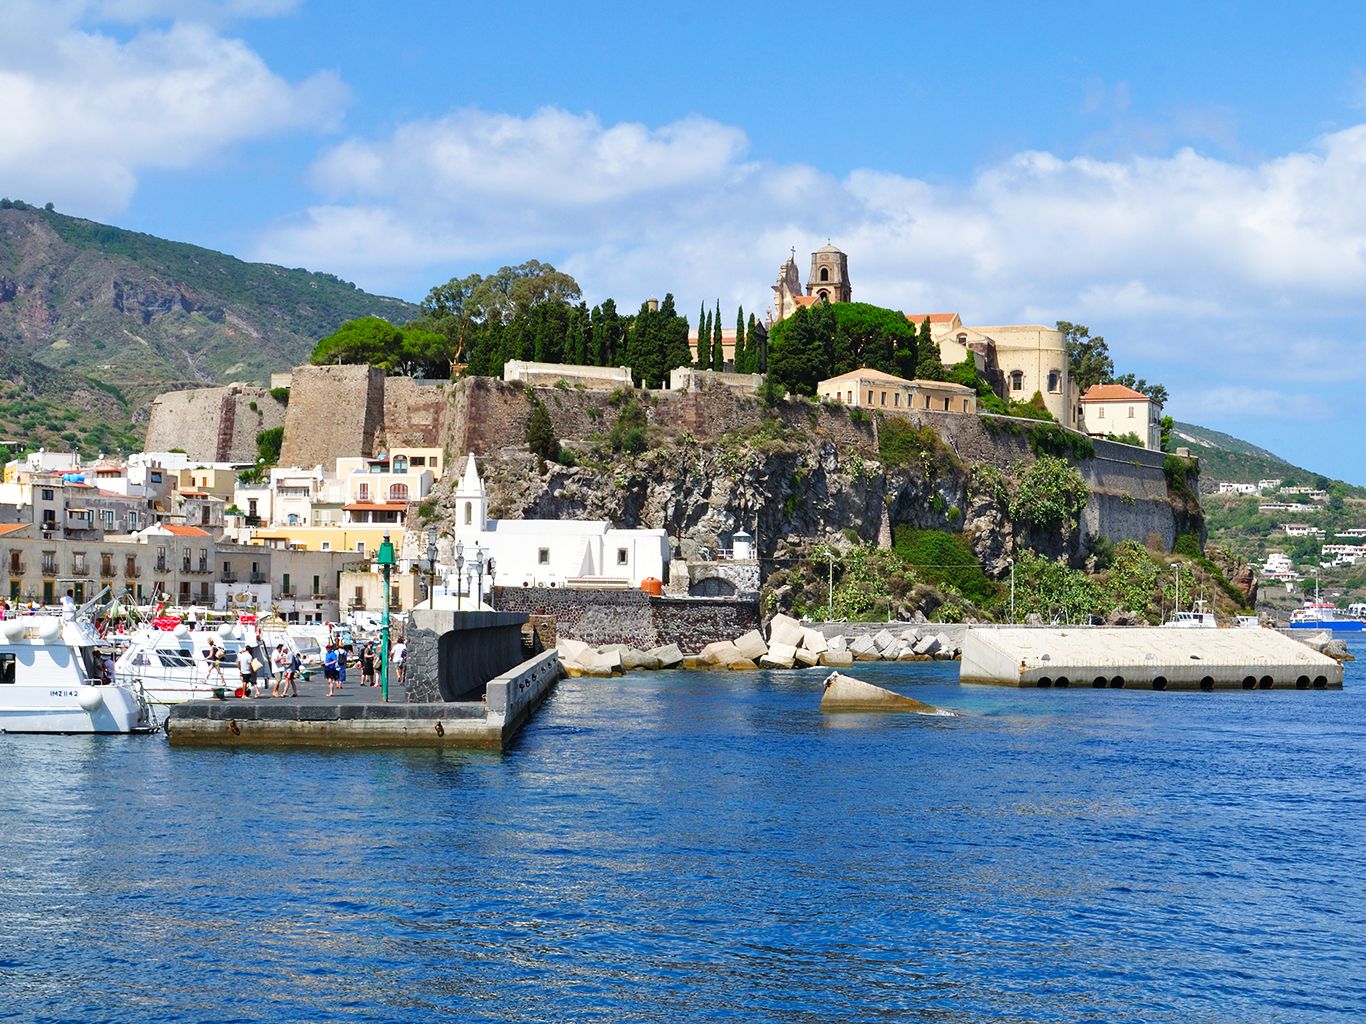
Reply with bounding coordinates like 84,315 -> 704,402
961,627 -> 1344,690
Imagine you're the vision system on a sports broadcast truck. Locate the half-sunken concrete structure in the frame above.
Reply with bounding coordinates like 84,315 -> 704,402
960,627 -> 1343,691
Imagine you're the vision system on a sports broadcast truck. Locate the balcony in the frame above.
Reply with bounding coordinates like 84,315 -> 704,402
72,565 -> 90,577
125,566 -> 141,578
41,563 -> 58,577
181,561 -> 192,574
155,561 -> 168,573
8,561 -> 24,575
279,586 -> 297,598
100,566 -> 118,578
249,572 -> 267,584
221,572 -> 239,584
348,598 -> 366,610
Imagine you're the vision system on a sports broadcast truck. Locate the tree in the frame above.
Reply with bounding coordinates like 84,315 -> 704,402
734,306 -> 747,373
1059,321 -> 1113,391
593,300 -> 622,366
1111,373 -> 1169,407
420,260 -> 580,327
256,427 -> 283,465
696,303 -> 710,369
712,299 -> 724,371
767,301 -> 916,395
310,317 -> 454,377
914,317 -> 946,380
526,398 -> 560,462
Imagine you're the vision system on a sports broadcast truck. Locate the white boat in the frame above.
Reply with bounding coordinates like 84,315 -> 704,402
0,615 -> 151,734
1161,599 -> 1218,628
114,620 -> 275,705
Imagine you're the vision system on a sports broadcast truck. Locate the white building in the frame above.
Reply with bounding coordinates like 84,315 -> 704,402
1077,383 -> 1163,451
1283,524 -> 1325,537
443,454 -> 668,589
1218,482 -> 1260,496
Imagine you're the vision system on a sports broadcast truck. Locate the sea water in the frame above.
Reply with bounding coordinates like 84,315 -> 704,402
2,645 -> 1365,1022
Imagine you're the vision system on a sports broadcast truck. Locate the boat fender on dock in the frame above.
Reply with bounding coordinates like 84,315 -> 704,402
76,687 -> 104,712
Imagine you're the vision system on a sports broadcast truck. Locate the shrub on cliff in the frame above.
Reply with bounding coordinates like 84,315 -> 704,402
892,526 -> 996,605
767,301 -> 917,395
526,400 -> 560,463
256,426 -> 283,465
609,398 -> 648,455
1009,455 -> 1090,531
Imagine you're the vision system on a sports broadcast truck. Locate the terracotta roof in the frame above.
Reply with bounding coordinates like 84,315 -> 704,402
162,525 -> 211,537
904,313 -> 960,323
821,367 -> 914,385
792,295 -> 820,308
0,523 -> 27,536
1080,384 -> 1153,403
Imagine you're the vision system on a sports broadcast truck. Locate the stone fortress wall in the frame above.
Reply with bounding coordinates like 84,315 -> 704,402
277,364 -> 385,468
144,384 -> 286,462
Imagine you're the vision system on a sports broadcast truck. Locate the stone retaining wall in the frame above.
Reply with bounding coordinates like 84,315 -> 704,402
493,586 -> 760,651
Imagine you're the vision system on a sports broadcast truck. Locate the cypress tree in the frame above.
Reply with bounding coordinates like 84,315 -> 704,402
914,316 -> 947,380
734,306 -> 747,372
712,299 -> 724,371
696,303 -> 709,369
749,313 -> 767,373
526,398 -> 560,462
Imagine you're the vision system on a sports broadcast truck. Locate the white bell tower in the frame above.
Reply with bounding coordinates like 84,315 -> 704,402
454,453 -> 487,530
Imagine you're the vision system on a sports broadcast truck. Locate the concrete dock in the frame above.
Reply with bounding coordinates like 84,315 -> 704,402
960,627 -> 1344,690
167,610 -> 562,749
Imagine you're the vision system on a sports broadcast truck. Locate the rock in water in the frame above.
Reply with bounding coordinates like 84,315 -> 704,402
819,672 -> 959,715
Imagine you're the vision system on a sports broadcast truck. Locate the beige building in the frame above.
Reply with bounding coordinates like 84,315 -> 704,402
1077,384 -> 1163,450
908,312 -> 1075,427
816,368 -> 977,414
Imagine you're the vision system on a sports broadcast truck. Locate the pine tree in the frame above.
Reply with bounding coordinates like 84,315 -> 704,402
734,306 -> 747,372
914,316 -> 947,380
712,299 -> 724,371
696,303 -> 710,369
526,399 -> 560,462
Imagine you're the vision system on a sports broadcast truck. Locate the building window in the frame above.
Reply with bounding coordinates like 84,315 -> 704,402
1098,407 -> 1105,419
1048,371 -> 1060,392
392,456 -> 408,474
465,501 -> 472,525
283,573 -> 291,594
925,395 -> 931,409
411,457 -> 426,467
538,548 -> 550,565
958,334 -> 967,344
1128,406 -> 1135,418
357,482 -> 370,502
617,548 -> 628,565
7,551 -> 18,572
248,499 -> 258,518
179,581 -> 190,601
893,393 -> 899,407
1010,371 -> 1023,391
867,391 -> 873,404
321,541 -> 331,551
963,400 -> 970,412
41,489 -> 53,501
819,267 -> 829,281
128,512 -> 137,529
42,509 -> 55,526
943,397 -> 951,411
880,392 -> 886,406
313,575 -> 320,595
818,290 -> 829,300
150,472 -> 161,483
389,483 -> 409,502
201,506 -> 210,525
101,509 -> 114,528
356,542 -> 365,555
199,582 -> 210,601
431,457 -> 438,470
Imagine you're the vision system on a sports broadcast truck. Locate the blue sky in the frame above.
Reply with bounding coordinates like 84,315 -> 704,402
3,1 -> 1366,482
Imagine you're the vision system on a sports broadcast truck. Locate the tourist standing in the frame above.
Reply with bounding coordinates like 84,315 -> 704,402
392,637 -> 407,686
271,644 -> 289,698
336,645 -> 348,691
282,649 -> 300,697
360,643 -> 376,687
323,644 -> 340,697
61,590 -> 76,621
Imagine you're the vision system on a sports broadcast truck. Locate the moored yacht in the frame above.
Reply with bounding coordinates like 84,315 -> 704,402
0,615 -> 151,734
115,619 -> 275,705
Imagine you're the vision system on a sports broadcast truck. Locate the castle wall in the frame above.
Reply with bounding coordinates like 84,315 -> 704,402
144,384 -> 286,463
278,364 -> 385,469
380,377 -> 447,451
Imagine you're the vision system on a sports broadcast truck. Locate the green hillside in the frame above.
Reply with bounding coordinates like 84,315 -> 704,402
0,199 -> 418,451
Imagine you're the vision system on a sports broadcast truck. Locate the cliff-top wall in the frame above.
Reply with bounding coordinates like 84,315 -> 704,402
144,384 -> 286,462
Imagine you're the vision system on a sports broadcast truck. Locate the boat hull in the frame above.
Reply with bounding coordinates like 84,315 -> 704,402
0,685 -> 151,734
1287,620 -> 1366,631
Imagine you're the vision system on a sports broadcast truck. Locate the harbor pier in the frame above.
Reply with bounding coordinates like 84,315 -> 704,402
166,610 -> 561,749
960,627 -> 1344,690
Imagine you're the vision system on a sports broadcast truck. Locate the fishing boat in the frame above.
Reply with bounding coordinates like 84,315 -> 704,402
0,614 -> 151,734
1161,599 -> 1218,628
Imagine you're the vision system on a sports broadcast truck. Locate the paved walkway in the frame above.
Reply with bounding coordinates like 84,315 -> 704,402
231,671 -> 408,705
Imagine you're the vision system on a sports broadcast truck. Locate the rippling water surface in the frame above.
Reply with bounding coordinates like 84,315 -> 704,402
3,645 -> 1366,1022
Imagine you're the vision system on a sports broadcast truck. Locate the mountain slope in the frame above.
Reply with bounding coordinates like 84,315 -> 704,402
1168,420 -> 1325,489
0,202 -> 418,422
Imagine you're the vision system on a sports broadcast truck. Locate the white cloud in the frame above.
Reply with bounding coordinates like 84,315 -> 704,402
0,2 -> 345,212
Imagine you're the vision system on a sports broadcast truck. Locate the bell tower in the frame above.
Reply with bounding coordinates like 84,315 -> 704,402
807,244 -> 851,304
453,452 -> 487,531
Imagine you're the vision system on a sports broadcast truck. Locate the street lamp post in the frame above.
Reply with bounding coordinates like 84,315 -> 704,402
486,556 -> 496,610
472,548 -> 486,609
826,549 -> 835,622
454,540 -> 465,611
425,526 -> 438,610
376,531 -> 396,702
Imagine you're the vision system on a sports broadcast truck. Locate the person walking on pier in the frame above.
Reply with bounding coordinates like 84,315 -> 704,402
360,643 -> 376,687
203,639 -> 227,688
392,637 -> 407,687
237,645 -> 258,699
281,649 -> 300,697
270,644 -> 289,698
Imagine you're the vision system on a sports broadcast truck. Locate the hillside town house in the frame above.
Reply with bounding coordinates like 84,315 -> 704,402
1077,383 -> 1163,451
